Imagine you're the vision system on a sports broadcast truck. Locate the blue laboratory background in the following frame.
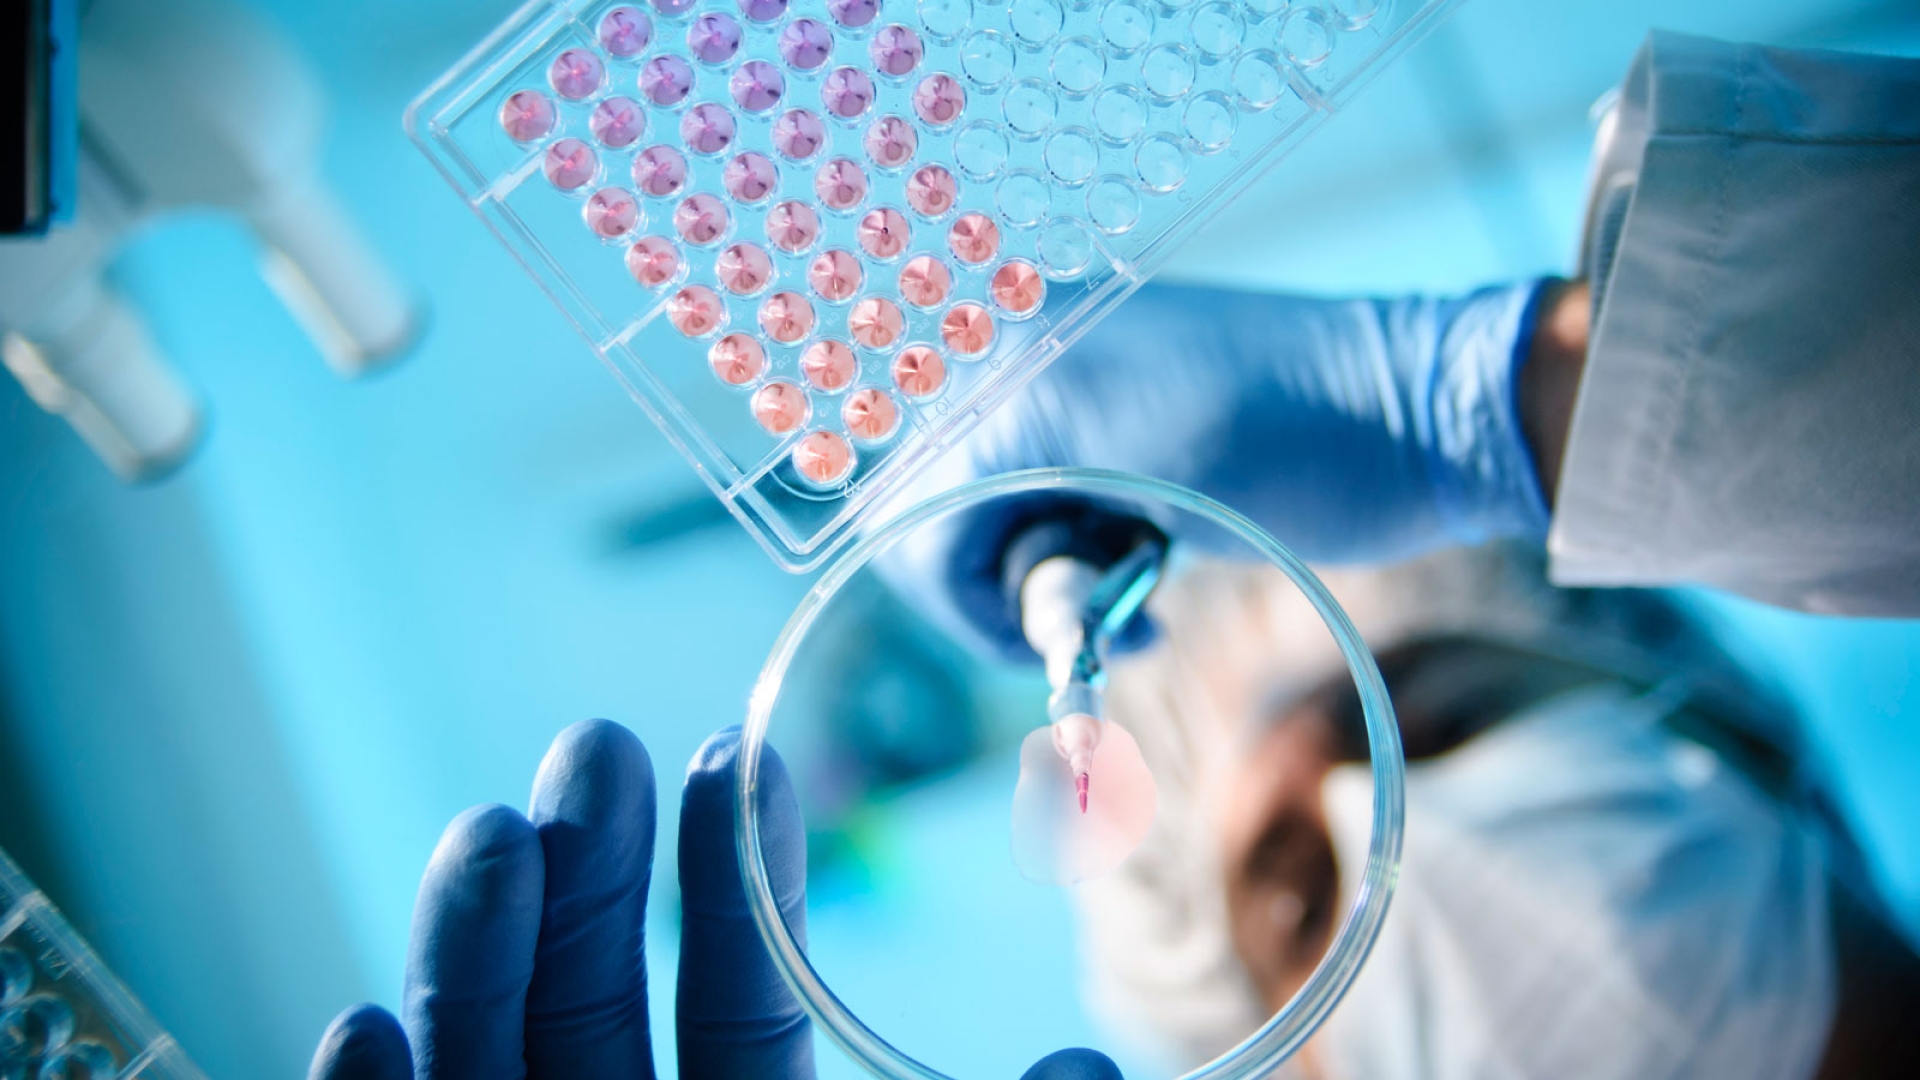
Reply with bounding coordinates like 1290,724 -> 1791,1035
0,0 -> 1915,1077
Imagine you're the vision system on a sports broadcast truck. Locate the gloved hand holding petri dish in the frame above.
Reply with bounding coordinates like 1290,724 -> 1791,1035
739,469 -> 1404,1079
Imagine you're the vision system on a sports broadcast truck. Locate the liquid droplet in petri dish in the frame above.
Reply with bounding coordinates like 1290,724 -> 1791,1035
849,296 -> 905,349
584,188 -> 640,238
686,12 -> 743,64
731,60 -> 786,113
870,25 -> 925,77
1010,716 -> 1159,886
842,387 -> 901,441
626,236 -> 683,287
906,164 -> 959,216
897,255 -> 952,307
815,158 -> 869,211
543,138 -> 598,191
633,145 -> 689,196
793,429 -> 855,484
681,103 -> 738,155
778,19 -> 834,71
801,338 -> 858,391
773,109 -> 827,161
864,115 -> 918,169
821,67 -> 877,120
941,302 -> 994,355
598,7 -> 654,58
723,152 -> 778,203
548,48 -> 605,100
857,207 -> 911,259
892,344 -> 947,397
990,260 -> 1045,316
826,0 -> 879,30
674,193 -> 731,245
808,248 -> 864,301
759,291 -> 816,343
668,285 -> 725,337
716,242 -> 774,294
753,380 -> 810,433
947,212 -> 1001,264
589,96 -> 647,148
709,333 -> 767,384
738,0 -> 789,24
912,73 -> 967,127
640,55 -> 695,107
499,90 -> 555,142
766,200 -> 821,252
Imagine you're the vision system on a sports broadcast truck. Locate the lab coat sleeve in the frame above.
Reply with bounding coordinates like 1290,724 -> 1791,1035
1547,32 -> 1920,616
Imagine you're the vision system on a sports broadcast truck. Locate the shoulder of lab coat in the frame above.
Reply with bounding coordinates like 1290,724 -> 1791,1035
1548,31 -> 1920,616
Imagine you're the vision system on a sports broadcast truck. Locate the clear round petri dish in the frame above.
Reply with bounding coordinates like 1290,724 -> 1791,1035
738,468 -> 1406,1080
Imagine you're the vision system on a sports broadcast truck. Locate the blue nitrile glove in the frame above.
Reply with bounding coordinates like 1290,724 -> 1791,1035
307,720 -> 1123,1080
879,280 -> 1556,659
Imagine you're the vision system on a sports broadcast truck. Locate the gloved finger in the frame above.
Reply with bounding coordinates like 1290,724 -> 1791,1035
676,728 -> 814,1079
307,1003 -> 411,1080
402,804 -> 545,1080
523,719 -> 659,1079
1020,1048 -> 1125,1080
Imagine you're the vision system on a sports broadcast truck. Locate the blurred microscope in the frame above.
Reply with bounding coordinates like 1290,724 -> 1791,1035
0,0 -> 416,481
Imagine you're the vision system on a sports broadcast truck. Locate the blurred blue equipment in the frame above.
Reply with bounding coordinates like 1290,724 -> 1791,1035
1,847 -> 209,1080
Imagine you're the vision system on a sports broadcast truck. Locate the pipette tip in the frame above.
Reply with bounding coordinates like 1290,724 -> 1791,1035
1075,772 -> 1089,814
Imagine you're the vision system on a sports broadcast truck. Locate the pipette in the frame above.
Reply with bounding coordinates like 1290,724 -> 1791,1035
1009,521 -> 1166,884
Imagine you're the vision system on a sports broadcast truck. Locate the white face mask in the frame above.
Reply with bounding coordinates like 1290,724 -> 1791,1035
1316,682 -> 1835,1080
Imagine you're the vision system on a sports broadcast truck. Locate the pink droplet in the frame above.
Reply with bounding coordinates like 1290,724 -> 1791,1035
765,201 -> 821,253
652,0 -> 697,15
709,333 -> 766,385
668,285 -> 725,337
800,339 -> 857,391
640,55 -> 694,107
681,103 -> 737,155
715,242 -> 774,295
892,344 -> 947,397
752,380 -> 810,434
674,193 -> 730,245
858,208 -> 910,259
807,249 -> 863,302
826,0 -> 878,30
941,302 -> 994,355
821,68 -> 876,121
730,60 -> 785,113
584,188 -> 640,238
1011,718 -> 1159,886
686,13 -> 743,64
723,152 -> 778,204
598,6 -> 654,57
778,19 -> 834,71
906,165 -> 958,217
793,429 -> 855,485
758,291 -> 815,343
815,158 -> 868,211
548,48 -> 605,101
772,109 -> 826,161
626,236 -> 683,288
738,0 -> 788,23
543,138 -> 598,191
589,96 -> 647,148
948,212 -> 1001,265
632,145 -> 689,197
870,25 -> 925,77
897,255 -> 952,308
843,388 -> 901,441
991,260 -> 1045,315
864,116 -> 918,169
499,90 -> 555,142
912,73 -> 967,126
849,297 -> 905,350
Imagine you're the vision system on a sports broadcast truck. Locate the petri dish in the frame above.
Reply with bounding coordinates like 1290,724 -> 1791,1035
738,468 -> 1406,1080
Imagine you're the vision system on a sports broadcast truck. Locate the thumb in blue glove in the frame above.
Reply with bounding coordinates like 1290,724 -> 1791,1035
306,719 -> 1124,1080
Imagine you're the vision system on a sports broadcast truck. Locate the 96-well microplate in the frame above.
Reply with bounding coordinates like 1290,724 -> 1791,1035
408,0 -> 1458,570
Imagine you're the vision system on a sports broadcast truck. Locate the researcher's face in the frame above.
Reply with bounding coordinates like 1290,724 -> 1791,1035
1216,701 -> 1343,1016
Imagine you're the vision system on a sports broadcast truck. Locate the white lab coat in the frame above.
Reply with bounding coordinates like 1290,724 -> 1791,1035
1549,33 -> 1920,616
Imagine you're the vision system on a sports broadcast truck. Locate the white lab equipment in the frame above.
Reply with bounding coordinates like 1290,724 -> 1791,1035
0,0 -> 417,481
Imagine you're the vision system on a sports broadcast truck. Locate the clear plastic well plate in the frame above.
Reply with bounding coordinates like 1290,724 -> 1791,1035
407,0 -> 1458,569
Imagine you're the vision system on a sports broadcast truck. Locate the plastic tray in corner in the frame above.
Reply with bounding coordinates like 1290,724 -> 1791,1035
0,849 -> 210,1080
407,0 -> 1460,570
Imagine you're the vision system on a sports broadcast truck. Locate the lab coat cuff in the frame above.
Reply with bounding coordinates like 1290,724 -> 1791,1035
1430,280 -> 1554,546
